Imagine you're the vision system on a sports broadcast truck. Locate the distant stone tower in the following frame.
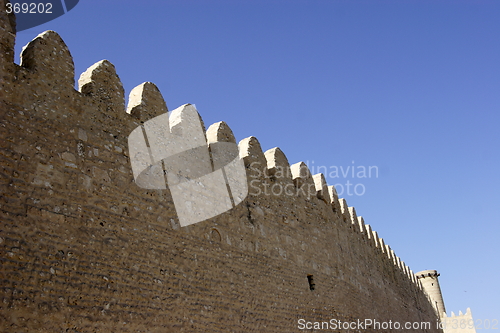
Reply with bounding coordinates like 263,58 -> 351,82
416,270 -> 446,317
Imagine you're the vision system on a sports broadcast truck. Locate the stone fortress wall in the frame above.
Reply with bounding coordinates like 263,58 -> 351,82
416,271 -> 477,333
0,4 -> 443,332
441,309 -> 477,333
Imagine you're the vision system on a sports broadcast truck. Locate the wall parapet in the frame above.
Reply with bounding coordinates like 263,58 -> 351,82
0,7 -> 442,331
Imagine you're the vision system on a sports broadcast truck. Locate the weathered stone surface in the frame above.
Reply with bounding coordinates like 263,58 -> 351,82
126,81 -> 168,121
290,162 -> 316,199
207,121 -> 238,170
312,173 -> 330,203
20,30 -> 75,90
348,206 -> 361,233
0,17 -> 442,333
79,59 -> 125,120
0,0 -> 15,65
1,0 -> 17,105
264,147 -> 292,182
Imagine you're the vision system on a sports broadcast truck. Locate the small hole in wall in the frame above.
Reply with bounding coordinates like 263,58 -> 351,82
210,228 -> 221,242
307,274 -> 315,291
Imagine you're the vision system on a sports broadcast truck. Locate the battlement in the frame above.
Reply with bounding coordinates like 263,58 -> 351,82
0,5 -> 442,331
3,23 -> 418,277
441,308 -> 477,333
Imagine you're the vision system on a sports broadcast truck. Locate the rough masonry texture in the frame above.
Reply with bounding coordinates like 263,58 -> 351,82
0,4 -> 442,332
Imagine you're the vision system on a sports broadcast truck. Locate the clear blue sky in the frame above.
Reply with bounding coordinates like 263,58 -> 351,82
14,0 -> 499,323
